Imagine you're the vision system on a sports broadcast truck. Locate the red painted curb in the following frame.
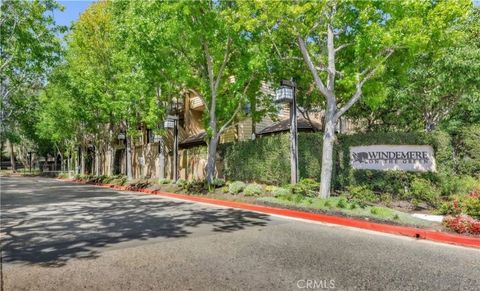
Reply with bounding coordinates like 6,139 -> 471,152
59,178 -> 480,249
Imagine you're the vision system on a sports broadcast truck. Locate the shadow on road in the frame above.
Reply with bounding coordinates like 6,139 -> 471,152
1,178 -> 270,267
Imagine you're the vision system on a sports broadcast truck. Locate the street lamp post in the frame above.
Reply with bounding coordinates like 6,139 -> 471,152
164,97 -> 183,182
153,132 -> 165,179
164,115 -> 179,182
117,131 -> 131,179
28,151 -> 33,173
77,146 -> 82,175
275,79 -> 298,184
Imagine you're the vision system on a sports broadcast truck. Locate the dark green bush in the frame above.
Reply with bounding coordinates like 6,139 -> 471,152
222,133 -> 322,185
439,175 -> 480,196
337,198 -> 348,208
452,124 -> 480,176
210,178 -> 226,188
223,131 -> 455,193
176,179 -> 188,188
111,175 -> 127,186
184,180 -> 207,193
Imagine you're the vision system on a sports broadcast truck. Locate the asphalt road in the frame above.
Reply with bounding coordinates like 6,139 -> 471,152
1,177 -> 479,291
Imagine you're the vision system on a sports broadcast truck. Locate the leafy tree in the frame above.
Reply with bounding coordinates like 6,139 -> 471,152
36,65 -> 79,170
1,0 -> 65,171
162,0 -> 272,183
240,0 -> 472,198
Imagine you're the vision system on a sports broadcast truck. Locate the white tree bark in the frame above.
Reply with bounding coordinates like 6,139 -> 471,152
126,136 -> 132,180
297,20 -> 394,198
203,38 -> 231,183
9,141 -> 16,172
80,146 -> 86,175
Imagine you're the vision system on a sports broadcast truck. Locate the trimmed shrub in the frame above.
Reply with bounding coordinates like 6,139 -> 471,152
438,189 -> 480,219
289,178 -> 320,197
272,187 -> 290,198
265,185 -> 275,193
244,184 -> 262,196
345,185 -> 378,207
228,181 -> 246,194
176,179 -> 188,188
410,177 -> 440,206
110,175 -> 127,186
58,172 -> 69,179
223,131 -> 456,195
126,179 -> 151,190
222,133 -> 322,185
337,198 -> 348,208
184,180 -> 207,193
210,178 -> 226,188
159,178 -> 172,184
439,175 -> 480,196
221,186 -> 229,193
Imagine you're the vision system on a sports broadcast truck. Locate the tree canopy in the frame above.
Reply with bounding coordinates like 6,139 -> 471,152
5,0 -> 479,192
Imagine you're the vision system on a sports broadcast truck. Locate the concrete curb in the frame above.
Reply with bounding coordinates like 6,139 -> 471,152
61,179 -> 480,249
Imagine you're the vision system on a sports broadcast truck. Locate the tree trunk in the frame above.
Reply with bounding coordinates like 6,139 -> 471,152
95,146 -> 100,176
80,146 -> 86,175
9,141 -> 16,172
158,138 -> 165,179
290,100 -> 299,184
109,146 -> 115,176
126,137 -> 132,180
319,111 -> 336,198
57,149 -> 64,172
205,135 -> 219,183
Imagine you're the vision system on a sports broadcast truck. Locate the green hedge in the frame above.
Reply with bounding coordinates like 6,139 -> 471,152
221,133 -> 323,185
222,130 -> 461,195
452,124 -> 480,176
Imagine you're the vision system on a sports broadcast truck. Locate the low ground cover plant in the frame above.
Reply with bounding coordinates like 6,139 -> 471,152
159,178 -> 172,184
438,188 -> 480,219
344,185 -> 378,207
244,184 -> 262,196
289,178 -> 320,197
443,215 -> 480,235
229,181 -> 246,194
272,186 -> 290,198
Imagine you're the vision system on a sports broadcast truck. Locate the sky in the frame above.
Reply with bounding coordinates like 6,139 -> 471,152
53,0 -> 94,28
51,0 -> 480,31
52,0 -> 479,27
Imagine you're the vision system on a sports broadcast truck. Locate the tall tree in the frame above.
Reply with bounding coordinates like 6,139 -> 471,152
1,0 -> 64,171
165,0 -> 271,183
36,65 -> 80,170
398,5 -> 479,132
241,0 -> 472,197
347,4 -> 478,133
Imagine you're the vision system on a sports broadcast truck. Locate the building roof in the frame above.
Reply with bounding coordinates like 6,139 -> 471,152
179,131 -> 207,148
257,117 -> 321,135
